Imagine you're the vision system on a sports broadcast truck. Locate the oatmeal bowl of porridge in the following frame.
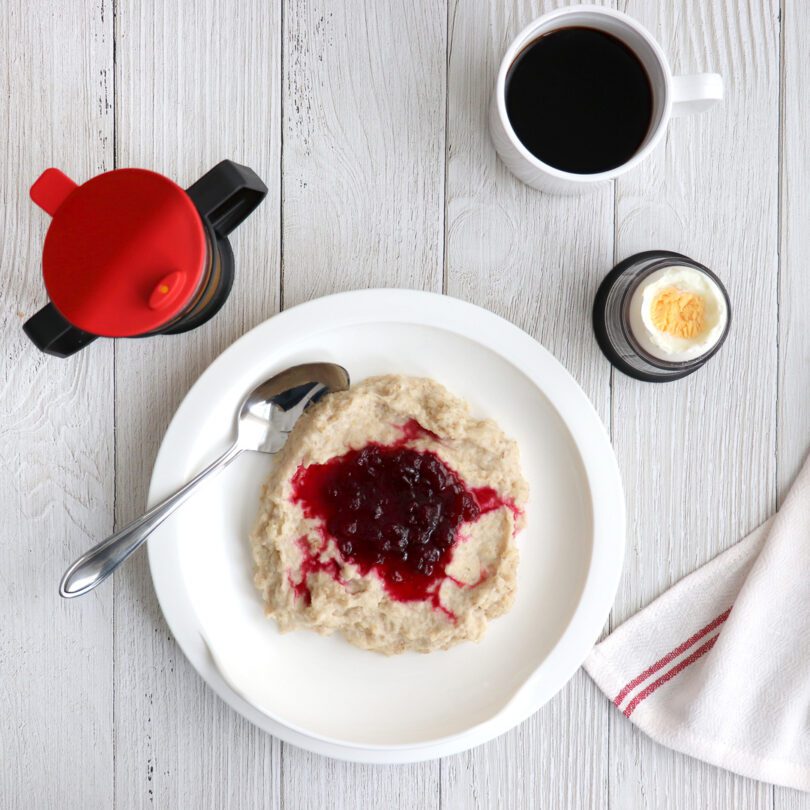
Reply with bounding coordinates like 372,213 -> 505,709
146,290 -> 624,762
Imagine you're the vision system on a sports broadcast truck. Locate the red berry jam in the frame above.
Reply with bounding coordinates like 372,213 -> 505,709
393,418 -> 441,446
289,421 -> 521,617
291,444 -> 481,603
287,536 -> 344,606
470,485 -> 522,521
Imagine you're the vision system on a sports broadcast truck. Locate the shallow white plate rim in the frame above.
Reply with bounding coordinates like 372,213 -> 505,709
147,288 -> 625,762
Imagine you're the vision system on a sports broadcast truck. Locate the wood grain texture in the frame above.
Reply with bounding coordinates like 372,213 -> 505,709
111,0 -> 282,808
777,0 -> 810,496
775,2 -> 810,808
281,0 -> 447,304
279,0 -> 445,802
440,1 -> 614,808
0,2 -> 115,809
609,0 -> 779,808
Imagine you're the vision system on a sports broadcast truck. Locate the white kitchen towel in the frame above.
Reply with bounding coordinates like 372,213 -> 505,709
584,453 -> 810,791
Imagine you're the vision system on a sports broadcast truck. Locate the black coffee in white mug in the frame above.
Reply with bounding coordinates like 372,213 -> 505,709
489,7 -> 724,194
505,27 -> 653,174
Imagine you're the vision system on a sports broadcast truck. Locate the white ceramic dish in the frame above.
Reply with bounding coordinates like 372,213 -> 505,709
147,289 -> 624,763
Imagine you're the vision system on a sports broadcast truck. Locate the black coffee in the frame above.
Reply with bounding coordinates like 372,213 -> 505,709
505,27 -> 653,174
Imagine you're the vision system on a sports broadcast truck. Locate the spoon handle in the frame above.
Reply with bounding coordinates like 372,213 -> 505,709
60,442 -> 243,598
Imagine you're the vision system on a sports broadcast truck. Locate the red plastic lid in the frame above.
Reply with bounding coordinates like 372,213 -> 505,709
32,168 -> 206,337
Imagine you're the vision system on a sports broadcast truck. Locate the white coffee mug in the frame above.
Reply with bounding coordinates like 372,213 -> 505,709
489,5 -> 723,195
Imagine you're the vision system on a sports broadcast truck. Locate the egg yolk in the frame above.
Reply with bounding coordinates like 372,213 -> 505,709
650,287 -> 706,339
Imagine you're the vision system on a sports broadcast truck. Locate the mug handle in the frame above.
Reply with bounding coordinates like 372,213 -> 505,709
671,73 -> 724,117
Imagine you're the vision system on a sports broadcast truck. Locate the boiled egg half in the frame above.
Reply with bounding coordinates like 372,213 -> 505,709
628,265 -> 728,362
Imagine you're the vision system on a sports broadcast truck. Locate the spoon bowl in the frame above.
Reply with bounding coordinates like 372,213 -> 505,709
236,363 -> 350,453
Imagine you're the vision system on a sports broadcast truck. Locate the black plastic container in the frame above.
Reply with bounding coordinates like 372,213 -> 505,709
593,250 -> 731,382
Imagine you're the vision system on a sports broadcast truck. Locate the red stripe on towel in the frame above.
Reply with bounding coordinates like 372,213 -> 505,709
613,607 -> 731,708
623,633 -> 720,717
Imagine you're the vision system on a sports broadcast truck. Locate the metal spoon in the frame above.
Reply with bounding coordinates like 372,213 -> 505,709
60,362 -> 350,599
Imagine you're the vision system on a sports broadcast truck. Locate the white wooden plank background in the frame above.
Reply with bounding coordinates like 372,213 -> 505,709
1,0 -> 808,808
611,0 -> 779,807
1,3 -> 115,809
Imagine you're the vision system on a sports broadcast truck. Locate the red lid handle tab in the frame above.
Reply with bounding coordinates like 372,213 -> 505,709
30,168 -> 78,217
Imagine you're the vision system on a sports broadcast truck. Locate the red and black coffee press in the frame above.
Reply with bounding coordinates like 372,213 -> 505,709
24,160 -> 267,357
